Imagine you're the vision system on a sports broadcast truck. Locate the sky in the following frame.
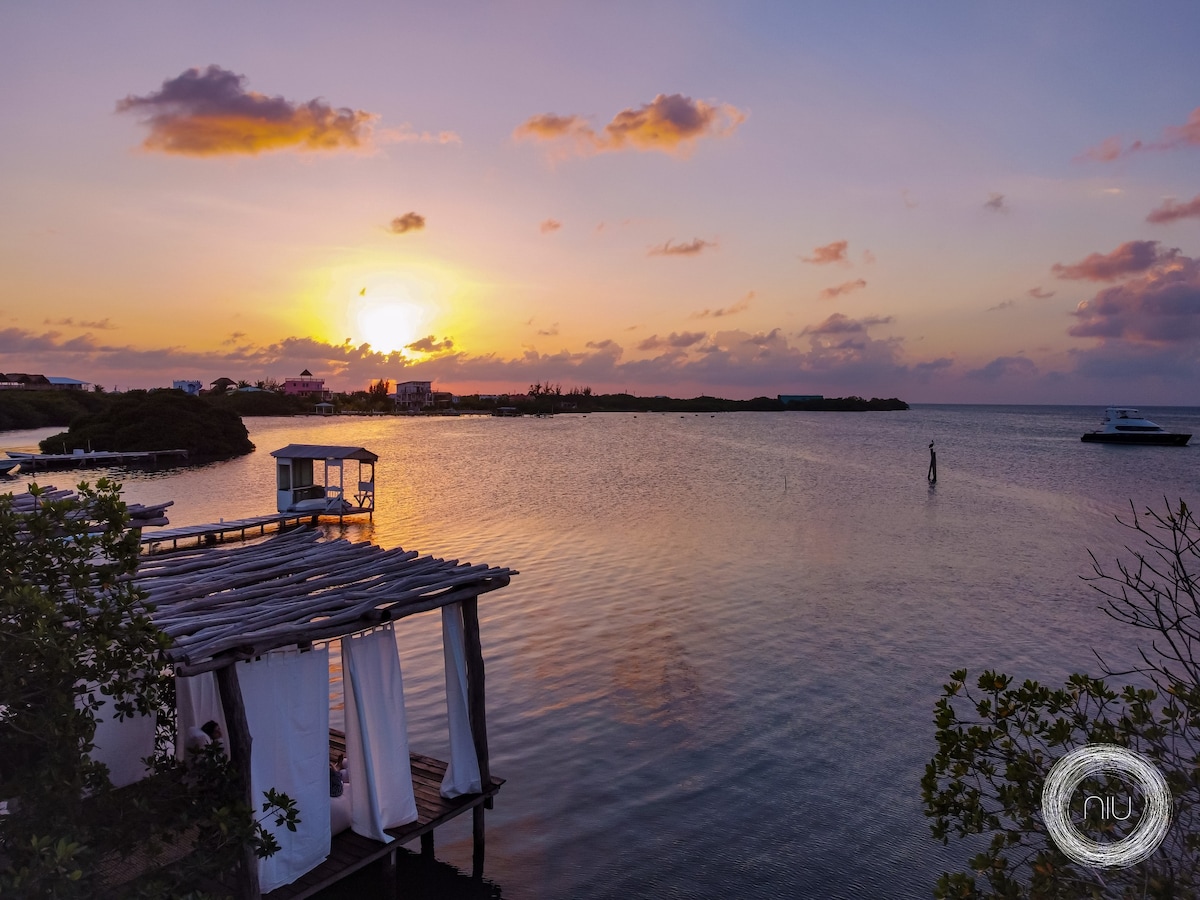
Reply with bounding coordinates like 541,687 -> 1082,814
2,1 -> 1200,404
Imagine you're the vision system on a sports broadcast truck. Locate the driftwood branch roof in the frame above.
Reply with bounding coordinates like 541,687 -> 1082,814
269,444 -> 379,462
132,529 -> 515,676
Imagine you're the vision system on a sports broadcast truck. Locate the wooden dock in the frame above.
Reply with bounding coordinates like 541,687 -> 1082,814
139,509 -> 370,550
8,448 -> 188,470
264,743 -> 503,900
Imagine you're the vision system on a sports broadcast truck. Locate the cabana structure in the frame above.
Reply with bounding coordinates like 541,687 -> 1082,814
270,445 -> 376,519
91,529 -> 516,898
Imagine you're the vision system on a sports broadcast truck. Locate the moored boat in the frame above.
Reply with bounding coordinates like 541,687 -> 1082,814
1081,408 -> 1191,445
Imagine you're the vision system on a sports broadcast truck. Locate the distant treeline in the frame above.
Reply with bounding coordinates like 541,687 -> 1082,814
457,393 -> 909,413
0,387 -> 314,431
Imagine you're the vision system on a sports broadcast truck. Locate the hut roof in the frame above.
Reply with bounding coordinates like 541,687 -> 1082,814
134,529 -> 515,676
270,444 -> 379,462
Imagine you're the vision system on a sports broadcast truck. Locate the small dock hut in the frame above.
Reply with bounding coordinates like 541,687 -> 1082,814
271,445 -> 376,519
89,529 -> 516,898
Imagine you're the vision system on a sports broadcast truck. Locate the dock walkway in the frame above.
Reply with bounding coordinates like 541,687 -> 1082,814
140,509 -> 370,550
9,449 -> 188,469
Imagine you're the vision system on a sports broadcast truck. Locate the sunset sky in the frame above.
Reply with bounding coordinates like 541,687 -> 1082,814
3,2 -> 1199,403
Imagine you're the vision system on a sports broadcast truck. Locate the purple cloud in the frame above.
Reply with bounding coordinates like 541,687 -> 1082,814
116,65 -> 375,156
1052,240 -> 1177,282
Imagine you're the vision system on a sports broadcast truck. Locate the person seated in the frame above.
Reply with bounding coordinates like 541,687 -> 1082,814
185,720 -> 222,756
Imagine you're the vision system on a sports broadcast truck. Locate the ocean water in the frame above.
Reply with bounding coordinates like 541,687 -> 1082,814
5,404 -> 1200,898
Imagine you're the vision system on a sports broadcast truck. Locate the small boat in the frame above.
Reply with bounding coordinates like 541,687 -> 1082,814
0,459 -> 20,476
5,451 -> 35,459
1081,408 -> 1191,445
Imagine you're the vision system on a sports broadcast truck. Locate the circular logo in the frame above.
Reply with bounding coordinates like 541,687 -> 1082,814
1041,744 -> 1172,868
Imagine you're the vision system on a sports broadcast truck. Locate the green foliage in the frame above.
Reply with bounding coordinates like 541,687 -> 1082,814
0,389 -> 109,430
39,390 -> 254,460
924,500 -> 1200,898
0,481 -> 297,897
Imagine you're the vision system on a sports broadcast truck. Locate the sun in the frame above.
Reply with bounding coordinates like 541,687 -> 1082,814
353,295 -> 424,354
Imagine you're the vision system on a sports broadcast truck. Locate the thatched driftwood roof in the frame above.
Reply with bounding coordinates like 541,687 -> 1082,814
133,529 -> 515,676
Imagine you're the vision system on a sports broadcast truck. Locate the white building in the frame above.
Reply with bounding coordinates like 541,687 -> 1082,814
172,380 -> 203,395
394,380 -> 433,411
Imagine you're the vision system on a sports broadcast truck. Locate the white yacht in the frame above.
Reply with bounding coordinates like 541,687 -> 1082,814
1081,407 -> 1191,446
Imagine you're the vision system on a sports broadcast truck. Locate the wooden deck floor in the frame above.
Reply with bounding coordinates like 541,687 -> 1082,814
264,751 -> 503,900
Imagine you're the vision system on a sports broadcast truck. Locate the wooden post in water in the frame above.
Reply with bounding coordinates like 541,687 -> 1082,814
461,598 -> 490,877
216,663 -> 260,900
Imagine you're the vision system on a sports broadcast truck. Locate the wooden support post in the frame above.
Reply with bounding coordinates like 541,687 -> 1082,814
461,599 -> 490,796
472,806 -> 485,879
420,831 -> 434,858
216,664 -> 260,900
462,598 -> 490,877
382,847 -> 397,895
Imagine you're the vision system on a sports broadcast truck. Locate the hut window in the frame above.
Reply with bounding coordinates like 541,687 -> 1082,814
293,458 -> 314,488
277,464 -> 291,491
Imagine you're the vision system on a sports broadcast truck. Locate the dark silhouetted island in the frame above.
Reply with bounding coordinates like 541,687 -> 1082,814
39,390 -> 254,461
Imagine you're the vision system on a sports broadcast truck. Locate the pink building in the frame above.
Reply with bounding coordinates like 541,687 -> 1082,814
283,369 -> 332,400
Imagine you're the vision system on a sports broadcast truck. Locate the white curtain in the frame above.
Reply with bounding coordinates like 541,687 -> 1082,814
237,648 -> 331,894
176,672 -> 229,762
89,688 -> 156,788
440,602 -> 481,798
342,625 -> 418,841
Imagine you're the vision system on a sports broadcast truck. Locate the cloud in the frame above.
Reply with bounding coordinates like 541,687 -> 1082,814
116,65 -> 375,156
986,299 -> 1016,312
819,279 -> 867,300
537,323 -> 560,337
1078,106 -> 1200,162
1027,287 -> 1055,299
44,317 -> 116,330
1147,195 -> 1200,224
901,189 -> 918,209
802,240 -> 848,265
649,238 -> 715,257
1052,240 -> 1177,282
637,331 -> 707,352
1077,136 -> 1124,163
801,313 -> 893,335
1069,253 -> 1200,343
692,291 -> 753,319
514,93 -> 745,157
984,193 -> 1008,213
862,249 -> 876,265
540,219 -> 562,234
379,125 -> 461,145
965,355 -> 1038,380
405,335 -> 454,354
389,212 -> 426,235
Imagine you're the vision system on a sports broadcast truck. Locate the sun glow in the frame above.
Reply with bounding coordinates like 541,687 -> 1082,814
353,295 -> 424,353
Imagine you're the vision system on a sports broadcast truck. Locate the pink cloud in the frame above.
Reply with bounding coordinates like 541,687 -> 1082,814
1052,240 -> 1176,282
514,94 -> 745,157
389,212 -> 425,234
637,331 -> 707,351
540,219 -> 562,234
819,279 -> 867,300
1078,106 -> 1200,162
649,238 -> 715,257
692,292 -> 753,319
1069,253 -> 1200,343
1147,195 -> 1200,224
801,313 -> 893,335
802,240 -> 848,265
1027,287 -> 1055,299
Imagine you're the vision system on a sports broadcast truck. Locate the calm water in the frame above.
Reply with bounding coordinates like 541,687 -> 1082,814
6,405 -> 1200,898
